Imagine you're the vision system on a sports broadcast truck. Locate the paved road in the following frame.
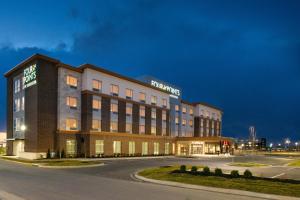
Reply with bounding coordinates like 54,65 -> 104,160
0,156 -> 299,200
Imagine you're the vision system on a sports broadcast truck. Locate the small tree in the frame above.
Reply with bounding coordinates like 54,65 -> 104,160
215,168 -> 223,176
244,169 -> 253,178
61,149 -> 65,158
203,166 -> 210,175
230,170 -> 239,178
56,149 -> 60,159
180,165 -> 186,173
46,149 -> 51,159
191,166 -> 198,174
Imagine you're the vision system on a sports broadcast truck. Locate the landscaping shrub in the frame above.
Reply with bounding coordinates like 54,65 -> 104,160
191,166 -> 198,173
244,169 -> 253,178
215,168 -> 223,176
46,149 -> 51,159
180,165 -> 186,172
230,170 -> 239,178
56,150 -> 60,158
203,166 -> 210,175
61,149 -> 65,158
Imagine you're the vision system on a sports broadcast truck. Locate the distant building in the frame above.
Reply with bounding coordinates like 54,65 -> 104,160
0,132 -> 6,147
236,138 -> 267,151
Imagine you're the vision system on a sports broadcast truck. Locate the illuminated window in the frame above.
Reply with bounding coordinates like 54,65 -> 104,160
139,125 -> 145,134
92,119 -> 101,131
92,79 -> 102,91
21,96 -> 25,111
14,79 -> 21,93
13,118 -> 22,131
110,84 -> 119,96
162,128 -> 167,136
126,105 -> 132,116
125,89 -> 133,99
182,107 -> 187,114
182,119 -> 186,126
175,117 -> 179,125
200,119 -> 204,126
142,142 -> 148,155
66,97 -> 77,108
206,120 -> 209,128
66,118 -> 77,130
66,140 -> 76,156
189,108 -> 194,115
162,110 -> 167,121
189,120 -> 193,127
128,141 -> 135,155
126,123 -> 132,133
175,105 -> 179,112
14,98 -> 20,112
113,141 -> 121,154
162,98 -> 167,107
93,99 -> 101,110
153,142 -> 159,155
151,109 -> 156,119
139,92 -> 146,102
95,140 -> 104,155
151,126 -> 156,135
110,121 -> 118,132
66,75 -> 78,88
165,143 -> 169,154
151,96 -> 157,105
140,106 -> 145,118
110,102 -> 118,113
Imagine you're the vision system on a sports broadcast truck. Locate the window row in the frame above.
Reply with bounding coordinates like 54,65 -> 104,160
175,117 -> 193,127
175,105 -> 194,115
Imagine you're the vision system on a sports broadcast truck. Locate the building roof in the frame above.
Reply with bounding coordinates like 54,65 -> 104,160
181,99 -> 223,111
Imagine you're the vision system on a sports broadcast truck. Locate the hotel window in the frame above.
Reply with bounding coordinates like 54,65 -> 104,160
206,120 -> 209,128
126,105 -> 132,116
164,143 -> 169,155
175,105 -> 179,112
128,141 -> 135,155
21,96 -> 25,111
93,99 -> 101,111
182,119 -> 186,126
125,89 -> 133,99
162,110 -> 167,121
162,98 -> 167,108
189,120 -> 193,127
139,125 -> 145,134
92,79 -> 102,91
182,107 -> 187,114
151,109 -> 156,119
14,79 -> 21,93
66,97 -> 77,109
126,123 -> 132,133
142,142 -> 148,155
14,118 -> 21,131
151,126 -> 156,135
66,140 -> 76,156
162,128 -> 167,136
151,95 -> 157,105
153,142 -> 159,155
189,108 -> 194,115
66,118 -> 77,130
95,140 -> 104,155
113,141 -> 121,154
66,75 -> 77,88
216,121 -> 220,129
110,121 -> 118,132
200,119 -> 204,127
139,92 -> 146,103
140,106 -> 145,118
14,98 -> 20,112
175,117 -> 179,125
92,119 -> 101,131
110,102 -> 118,114
200,127 -> 204,136
110,84 -> 119,96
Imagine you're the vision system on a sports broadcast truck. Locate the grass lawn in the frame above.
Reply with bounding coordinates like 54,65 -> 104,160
139,166 -> 300,197
228,162 -> 268,167
288,160 -> 300,167
0,147 -> 6,155
0,156 -> 102,167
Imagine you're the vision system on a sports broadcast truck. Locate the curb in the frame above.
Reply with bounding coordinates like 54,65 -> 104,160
35,163 -> 105,169
134,171 -> 300,200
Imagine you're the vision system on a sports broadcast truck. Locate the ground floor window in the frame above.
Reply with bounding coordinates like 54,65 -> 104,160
113,141 -> 121,154
128,141 -> 135,155
142,142 -> 148,155
66,139 -> 76,156
154,142 -> 159,155
95,140 -> 104,155
164,143 -> 169,154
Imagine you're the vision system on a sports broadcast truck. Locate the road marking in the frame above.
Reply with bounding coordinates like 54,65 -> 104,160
271,173 -> 285,178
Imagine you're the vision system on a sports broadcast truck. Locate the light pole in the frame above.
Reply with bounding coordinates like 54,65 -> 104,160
295,142 -> 298,151
285,138 -> 291,151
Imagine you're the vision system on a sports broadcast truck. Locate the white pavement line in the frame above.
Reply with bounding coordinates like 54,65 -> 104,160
271,173 -> 285,178
0,190 -> 25,200
134,171 -> 300,200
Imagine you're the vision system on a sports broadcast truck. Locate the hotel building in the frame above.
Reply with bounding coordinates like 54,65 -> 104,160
5,54 -> 232,159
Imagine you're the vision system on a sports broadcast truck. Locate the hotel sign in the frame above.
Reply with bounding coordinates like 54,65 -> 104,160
23,64 -> 37,88
151,80 -> 181,97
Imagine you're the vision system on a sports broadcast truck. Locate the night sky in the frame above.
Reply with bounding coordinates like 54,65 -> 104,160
0,0 -> 299,143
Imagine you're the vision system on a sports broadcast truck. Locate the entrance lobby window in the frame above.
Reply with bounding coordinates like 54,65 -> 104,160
66,140 -> 76,156
142,142 -> 148,155
154,142 -> 159,155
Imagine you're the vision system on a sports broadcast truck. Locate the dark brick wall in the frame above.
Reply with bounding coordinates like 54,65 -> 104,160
145,106 -> 151,135
118,100 -> 126,132
194,117 -> 200,137
101,96 -> 110,132
81,93 -> 93,133
132,103 -> 139,134
166,110 -> 170,136
156,108 -> 162,136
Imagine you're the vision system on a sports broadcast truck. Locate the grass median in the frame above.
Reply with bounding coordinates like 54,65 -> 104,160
288,160 -> 300,167
228,162 -> 268,167
138,166 -> 300,197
